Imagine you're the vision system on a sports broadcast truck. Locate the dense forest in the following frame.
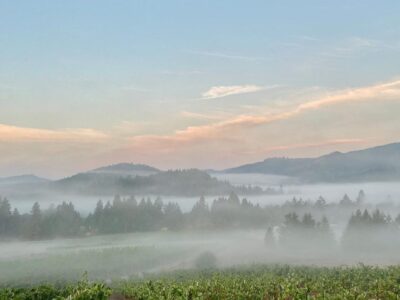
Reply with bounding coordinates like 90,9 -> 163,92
1,191 -> 400,249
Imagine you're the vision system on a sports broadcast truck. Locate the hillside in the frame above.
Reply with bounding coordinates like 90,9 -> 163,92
225,142 -> 400,183
0,174 -> 50,186
52,169 -> 266,196
89,163 -> 160,176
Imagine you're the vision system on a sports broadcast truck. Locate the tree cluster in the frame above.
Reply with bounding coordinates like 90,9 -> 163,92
342,209 -> 400,251
277,212 -> 335,249
0,190 -> 399,243
0,197 -> 82,240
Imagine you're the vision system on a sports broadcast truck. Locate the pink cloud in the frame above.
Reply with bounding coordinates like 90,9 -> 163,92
1,78 -> 400,176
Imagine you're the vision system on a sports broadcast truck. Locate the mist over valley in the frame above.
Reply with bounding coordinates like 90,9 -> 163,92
2,2 -> 400,297
1,143 -> 400,286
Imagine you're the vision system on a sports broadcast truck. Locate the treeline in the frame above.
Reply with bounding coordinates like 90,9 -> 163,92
0,190 -> 400,241
0,193 -> 268,239
264,208 -> 400,252
272,212 -> 335,250
280,190 -> 366,210
0,198 -> 81,240
342,208 -> 400,251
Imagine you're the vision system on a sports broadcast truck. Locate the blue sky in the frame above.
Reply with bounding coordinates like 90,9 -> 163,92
1,1 -> 400,177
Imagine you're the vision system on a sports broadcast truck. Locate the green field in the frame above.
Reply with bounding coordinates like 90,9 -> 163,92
1,265 -> 400,299
1,230 -> 400,299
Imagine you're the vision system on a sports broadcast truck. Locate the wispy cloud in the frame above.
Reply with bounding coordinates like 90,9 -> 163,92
159,70 -> 203,76
0,124 -> 113,177
0,124 -> 109,143
202,85 -> 265,99
296,35 -> 320,42
6,78 -> 399,140
2,79 -> 400,175
124,78 -> 400,151
180,111 -> 228,120
187,50 -> 266,61
296,79 -> 400,110
3,79 -> 399,149
318,37 -> 400,60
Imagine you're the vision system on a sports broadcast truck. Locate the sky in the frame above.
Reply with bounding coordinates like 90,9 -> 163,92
1,1 -> 400,178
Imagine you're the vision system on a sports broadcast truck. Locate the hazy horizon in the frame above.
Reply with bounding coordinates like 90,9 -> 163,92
1,138 -> 399,180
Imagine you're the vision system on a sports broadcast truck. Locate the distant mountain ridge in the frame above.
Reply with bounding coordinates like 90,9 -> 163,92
0,174 -> 50,185
90,163 -> 160,176
2,142 -> 400,196
224,142 -> 400,183
52,168 -> 266,196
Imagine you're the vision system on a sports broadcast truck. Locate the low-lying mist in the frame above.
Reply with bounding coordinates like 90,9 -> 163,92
3,180 -> 400,214
1,226 -> 400,286
1,179 -> 400,285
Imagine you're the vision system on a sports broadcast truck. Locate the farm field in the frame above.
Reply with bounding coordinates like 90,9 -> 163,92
3,229 -> 400,287
1,265 -> 400,299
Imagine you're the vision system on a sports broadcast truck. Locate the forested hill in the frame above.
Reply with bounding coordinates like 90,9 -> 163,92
89,163 -> 160,176
0,174 -> 49,185
224,142 -> 400,183
52,169 -> 270,196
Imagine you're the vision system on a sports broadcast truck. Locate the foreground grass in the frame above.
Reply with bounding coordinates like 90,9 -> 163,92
1,265 -> 400,299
